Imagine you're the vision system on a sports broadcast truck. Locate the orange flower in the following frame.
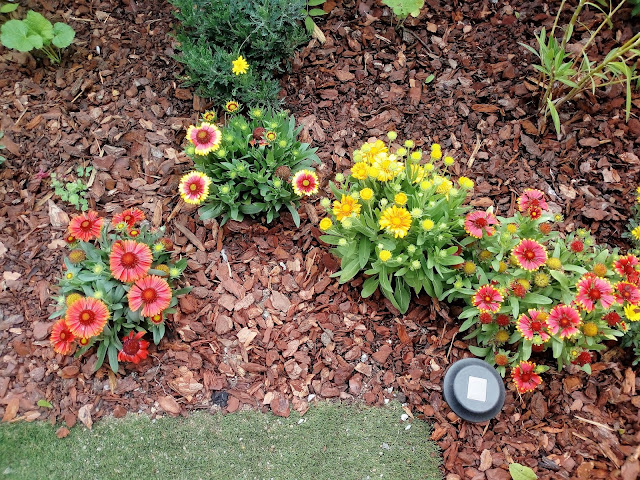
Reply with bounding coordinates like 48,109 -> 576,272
112,208 -> 145,227
109,240 -> 153,283
118,331 -> 150,364
50,319 -> 75,355
65,297 -> 109,338
68,211 -> 104,242
128,275 -> 172,317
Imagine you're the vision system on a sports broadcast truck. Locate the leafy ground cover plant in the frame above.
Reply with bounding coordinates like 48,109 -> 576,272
457,189 -> 637,393
178,107 -> 320,226
0,10 -> 75,64
319,134 -> 473,314
521,0 -> 640,136
50,165 -> 92,211
170,0 -> 309,108
0,0 -> 18,14
49,209 -> 189,373
382,0 -> 425,20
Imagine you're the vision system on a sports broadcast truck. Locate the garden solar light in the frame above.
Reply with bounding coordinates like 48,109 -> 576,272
442,358 -> 505,423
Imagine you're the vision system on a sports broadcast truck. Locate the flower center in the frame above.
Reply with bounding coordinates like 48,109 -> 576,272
588,288 -> 601,300
475,217 -> 488,227
142,288 -> 157,303
121,252 -> 137,268
302,180 -> 310,187
524,250 -> 535,260
521,372 -> 532,382
189,183 -> 199,192
79,310 -> 94,325
342,205 -> 351,213
531,321 -> 542,331
558,315 -> 570,328
81,220 -> 90,229
60,332 -> 67,340
484,295 -> 492,303
196,130 -> 211,143
392,217 -> 403,227
124,215 -> 132,222
123,339 -> 140,355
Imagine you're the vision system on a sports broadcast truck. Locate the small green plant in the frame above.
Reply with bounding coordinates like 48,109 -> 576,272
318,135 -> 473,314
51,165 -> 92,211
0,10 -> 75,64
521,0 -> 640,136
0,0 -> 18,14
0,131 -> 6,166
626,0 -> 640,16
381,0 -> 425,19
304,0 -> 328,40
170,0 -> 309,108
178,107 -> 320,226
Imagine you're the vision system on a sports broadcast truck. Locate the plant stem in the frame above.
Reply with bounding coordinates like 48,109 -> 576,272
575,0 -> 626,64
550,0 -> 567,39
559,0 -> 586,52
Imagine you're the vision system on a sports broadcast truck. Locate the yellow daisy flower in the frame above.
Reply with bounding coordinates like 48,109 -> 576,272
232,56 -> 249,75
332,195 -> 361,221
360,188 -> 374,201
351,162 -> 369,180
379,205 -> 412,238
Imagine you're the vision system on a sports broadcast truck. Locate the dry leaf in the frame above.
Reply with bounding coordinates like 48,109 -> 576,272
56,426 -> 70,439
47,200 -> 70,228
77,404 -> 93,430
157,395 -> 181,416
2,396 -> 20,422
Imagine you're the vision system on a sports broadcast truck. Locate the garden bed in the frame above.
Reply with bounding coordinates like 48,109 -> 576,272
0,0 -> 639,479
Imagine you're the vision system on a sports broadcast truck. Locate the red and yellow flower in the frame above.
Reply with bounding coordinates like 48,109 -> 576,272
512,361 -> 542,393
65,297 -> 109,338
117,331 -> 150,364
517,189 -> 548,214
575,275 -> 615,312
472,285 -> 503,313
179,171 -> 211,205
516,309 -> 550,343
109,240 -> 153,283
128,275 -> 172,317
111,208 -> 145,227
186,123 -> 221,155
547,304 -> 581,338
68,211 -> 104,242
615,281 -> 640,305
464,210 -> 498,238
50,319 -> 75,355
512,238 -> 547,271
291,170 -> 319,196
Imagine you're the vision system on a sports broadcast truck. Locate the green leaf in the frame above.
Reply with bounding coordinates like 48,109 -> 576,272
37,399 -> 53,409
0,3 -> 18,13
459,317 -> 477,332
338,257 -> 361,283
424,74 -> 435,84
24,10 -> 53,41
361,276 -> 379,298
308,0 -> 325,6
286,203 -> 300,227
358,238 -> 371,269
508,463 -> 538,480
308,8 -> 326,16
51,22 -> 75,48
0,19 -> 42,52
107,344 -> 119,373
522,293 -> 552,304
468,345 -> 490,357
304,15 -> 315,35
547,97 -> 561,136
394,280 -> 410,314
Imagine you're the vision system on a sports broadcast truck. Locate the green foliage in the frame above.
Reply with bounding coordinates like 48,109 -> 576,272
0,10 -> 75,63
381,0 -> 424,19
304,0 -> 328,37
521,0 -> 640,136
0,0 -> 18,14
189,108 -> 319,226
456,192 -> 631,378
319,137 -> 472,314
170,0 -> 309,108
51,165 -> 92,211
51,213 -> 190,373
623,187 -> 640,249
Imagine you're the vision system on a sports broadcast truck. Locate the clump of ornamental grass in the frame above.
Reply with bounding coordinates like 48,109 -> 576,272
49,209 -> 189,373
318,134 -> 473,314
179,107 -> 320,226
456,189 -> 635,393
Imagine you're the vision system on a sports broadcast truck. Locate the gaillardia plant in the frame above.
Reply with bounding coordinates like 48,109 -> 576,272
49,209 -> 190,373
319,135 -> 473,313
179,107 -> 320,226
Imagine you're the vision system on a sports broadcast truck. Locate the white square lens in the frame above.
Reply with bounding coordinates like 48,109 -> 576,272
466,376 -> 487,402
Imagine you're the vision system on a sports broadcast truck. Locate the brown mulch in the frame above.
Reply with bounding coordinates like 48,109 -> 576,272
1,0 -> 640,478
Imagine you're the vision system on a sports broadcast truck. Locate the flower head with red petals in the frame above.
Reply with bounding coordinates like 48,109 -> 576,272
68,211 -> 104,242
117,331 -> 149,364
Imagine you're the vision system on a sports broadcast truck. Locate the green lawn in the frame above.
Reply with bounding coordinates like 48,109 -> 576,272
0,402 -> 441,480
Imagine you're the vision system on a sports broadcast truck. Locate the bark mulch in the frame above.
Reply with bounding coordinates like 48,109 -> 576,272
1,0 -> 639,479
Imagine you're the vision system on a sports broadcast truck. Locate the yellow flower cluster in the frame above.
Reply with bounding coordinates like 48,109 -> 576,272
350,139 -> 402,182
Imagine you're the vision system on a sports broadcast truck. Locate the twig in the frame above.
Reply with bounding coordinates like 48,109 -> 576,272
467,134 -> 484,168
574,415 -> 615,431
220,249 -> 232,278
174,221 -> 205,251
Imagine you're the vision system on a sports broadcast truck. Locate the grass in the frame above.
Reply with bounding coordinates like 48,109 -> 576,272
0,402 -> 441,480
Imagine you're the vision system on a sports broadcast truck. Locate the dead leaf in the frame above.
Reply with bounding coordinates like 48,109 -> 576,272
479,449 -> 492,471
77,404 -> 93,430
157,395 -> 181,416
2,396 -> 20,422
47,200 -> 70,228
56,426 -> 70,439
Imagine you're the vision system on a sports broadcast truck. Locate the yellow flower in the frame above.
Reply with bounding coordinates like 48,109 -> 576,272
332,195 -> 361,221
394,192 -> 408,206
410,164 -> 426,183
496,330 -> 510,344
66,293 -> 83,307
404,140 -> 414,148
624,303 -> 640,321
498,261 -> 507,273
637,186 -> 640,195
463,261 -> 476,275
632,226 -> 640,241
379,206 -> 412,238
396,147 -> 407,156
319,218 -> 333,231
422,219 -> 434,231
546,257 -> 562,270
372,154 -> 402,181
361,140 -> 388,164
444,156 -> 454,166
232,56 -> 249,75
379,250 -> 392,262
224,100 -> 240,113
410,151 -> 422,161
360,188 -> 374,201
434,176 -> 452,195
458,176 -> 474,189
387,131 -> 397,141
351,162 -> 369,180
506,224 -> 518,234
202,110 -> 216,122
367,166 -> 380,179
419,180 -> 432,191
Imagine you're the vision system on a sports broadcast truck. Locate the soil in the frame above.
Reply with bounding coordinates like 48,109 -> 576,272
1,0 -> 640,479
